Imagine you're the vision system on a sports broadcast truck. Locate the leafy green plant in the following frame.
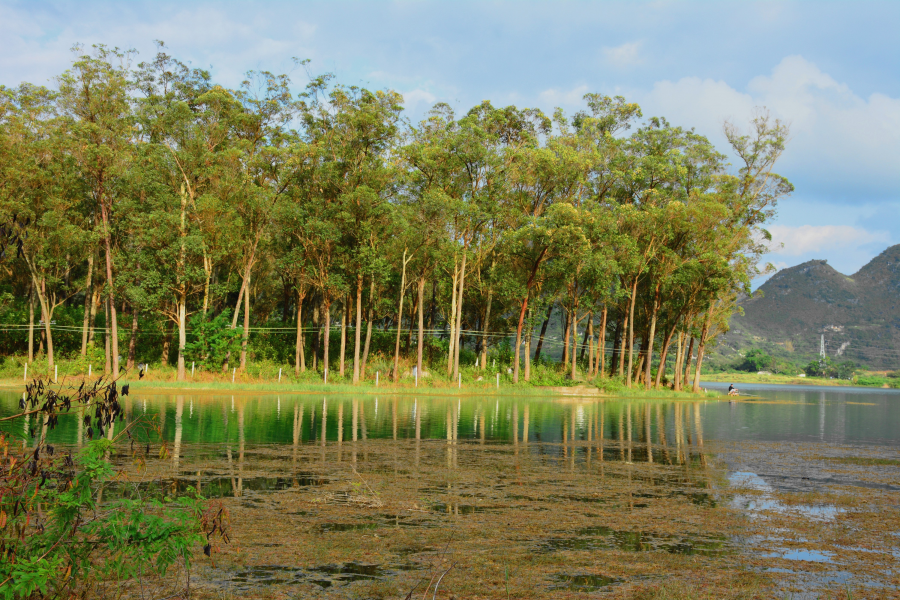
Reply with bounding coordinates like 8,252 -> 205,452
184,309 -> 243,370
0,376 -> 227,598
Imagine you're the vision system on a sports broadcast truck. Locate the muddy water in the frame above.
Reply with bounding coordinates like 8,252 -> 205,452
1,385 -> 898,598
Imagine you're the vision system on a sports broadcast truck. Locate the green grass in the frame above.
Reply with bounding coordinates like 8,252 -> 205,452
0,354 -> 718,401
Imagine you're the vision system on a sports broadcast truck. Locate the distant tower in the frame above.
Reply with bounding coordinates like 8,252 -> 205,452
820,334 -> 826,358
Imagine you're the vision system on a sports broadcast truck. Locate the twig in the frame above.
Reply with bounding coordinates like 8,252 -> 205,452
432,562 -> 457,600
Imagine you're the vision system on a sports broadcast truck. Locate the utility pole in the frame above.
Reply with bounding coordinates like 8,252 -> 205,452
820,334 -> 826,358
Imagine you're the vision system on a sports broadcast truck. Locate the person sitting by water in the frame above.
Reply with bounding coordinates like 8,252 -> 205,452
727,383 -> 739,396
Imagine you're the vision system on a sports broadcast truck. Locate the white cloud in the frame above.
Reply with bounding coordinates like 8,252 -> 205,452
640,56 -> 900,200
601,41 -> 642,67
402,88 -> 437,109
767,225 -> 891,256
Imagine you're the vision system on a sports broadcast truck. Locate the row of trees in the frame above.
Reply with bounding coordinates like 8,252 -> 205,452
0,44 -> 792,391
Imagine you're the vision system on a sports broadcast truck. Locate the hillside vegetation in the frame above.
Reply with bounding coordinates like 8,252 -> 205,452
709,245 -> 900,371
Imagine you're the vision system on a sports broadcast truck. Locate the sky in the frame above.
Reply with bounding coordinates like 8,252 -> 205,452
2,0 -> 898,285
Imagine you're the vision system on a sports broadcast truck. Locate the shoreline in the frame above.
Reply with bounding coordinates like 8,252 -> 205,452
0,377 -> 719,401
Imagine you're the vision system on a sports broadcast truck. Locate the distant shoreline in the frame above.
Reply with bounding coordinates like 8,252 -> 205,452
701,372 -> 894,389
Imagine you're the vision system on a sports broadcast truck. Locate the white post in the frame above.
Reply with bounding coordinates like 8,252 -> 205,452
232,367 -> 235,383
54,365 -> 57,383
88,364 -> 91,377
279,368 -> 282,382
146,364 -> 149,376
376,371 -> 379,387
458,373 -> 461,389
496,373 -> 499,389
191,362 -> 195,377
23,363 -> 27,382
415,368 -> 418,387
324,368 -> 327,384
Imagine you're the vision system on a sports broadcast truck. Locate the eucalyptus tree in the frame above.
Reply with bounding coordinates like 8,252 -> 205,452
56,44 -> 135,375
0,83 -> 90,372
226,70 -> 296,370
133,48 -> 237,380
292,77 -> 403,383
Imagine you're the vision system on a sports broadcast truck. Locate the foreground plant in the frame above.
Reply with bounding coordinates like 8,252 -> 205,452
0,376 -> 226,599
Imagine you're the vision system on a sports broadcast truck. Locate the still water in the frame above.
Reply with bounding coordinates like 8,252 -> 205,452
2,383 -> 897,596
3,383 -> 898,449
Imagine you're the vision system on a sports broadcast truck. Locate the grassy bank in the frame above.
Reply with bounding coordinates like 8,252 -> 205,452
702,371 -> 897,388
0,357 -> 718,400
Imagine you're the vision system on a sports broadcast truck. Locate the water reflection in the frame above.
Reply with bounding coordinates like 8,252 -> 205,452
3,385 -> 899,456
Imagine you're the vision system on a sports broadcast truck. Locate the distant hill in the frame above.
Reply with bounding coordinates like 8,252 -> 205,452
722,245 -> 900,369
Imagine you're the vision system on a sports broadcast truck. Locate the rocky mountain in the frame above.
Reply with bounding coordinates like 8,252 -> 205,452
725,245 -> 900,369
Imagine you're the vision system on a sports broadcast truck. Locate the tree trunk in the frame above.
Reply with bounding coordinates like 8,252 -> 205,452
635,347 -> 645,385
446,257 -> 458,377
105,299 -> 112,373
339,296 -> 347,378
644,291 -> 660,390
533,303 -> 552,363
618,315 -> 629,376
561,309 -> 571,366
127,308 -> 138,370
692,309 -> 713,393
579,315 -> 591,362
27,283 -> 34,363
673,332 -> 684,391
393,250 -> 409,382
295,289 -> 306,375
322,299 -> 331,380
682,336 -> 695,391
240,272 -> 250,370
88,286 -> 100,346
598,306 -> 607,377
99,202 -> 120,376
570,308 -> 579,380
626,277 -> 638,388
654,320 -> 678,390
202,252 -> 212,316
405,291 -> 416,356
161,319 -> 171,368
587,315 -> 594,377
30,275 -> 54,372
512,295 -> 529,383
610,318 -> 621,375
480,284 -> 492,370
416,277 -> 425,379
352,277 -> 363,384
524,307 -> 532,381
453,250 -> 467,380
177,293 -> 187,381
223,278 -> 247,372
81,254 -> 94,357
311,300 -> 320,371
361,278 -> 375,378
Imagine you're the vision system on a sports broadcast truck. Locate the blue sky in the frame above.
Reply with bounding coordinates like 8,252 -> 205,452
2,0 -> 898,284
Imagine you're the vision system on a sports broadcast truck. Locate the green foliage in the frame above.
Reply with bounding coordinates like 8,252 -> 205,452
184,309 -> 242,369
804,357 -> 859,380
737,348 -> 774,372
0,436 -> 205,599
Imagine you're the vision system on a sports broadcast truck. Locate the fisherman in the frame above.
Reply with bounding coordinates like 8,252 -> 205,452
727,383 -> 739,396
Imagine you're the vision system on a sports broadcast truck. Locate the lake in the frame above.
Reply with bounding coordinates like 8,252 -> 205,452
2,383 -> 897,598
